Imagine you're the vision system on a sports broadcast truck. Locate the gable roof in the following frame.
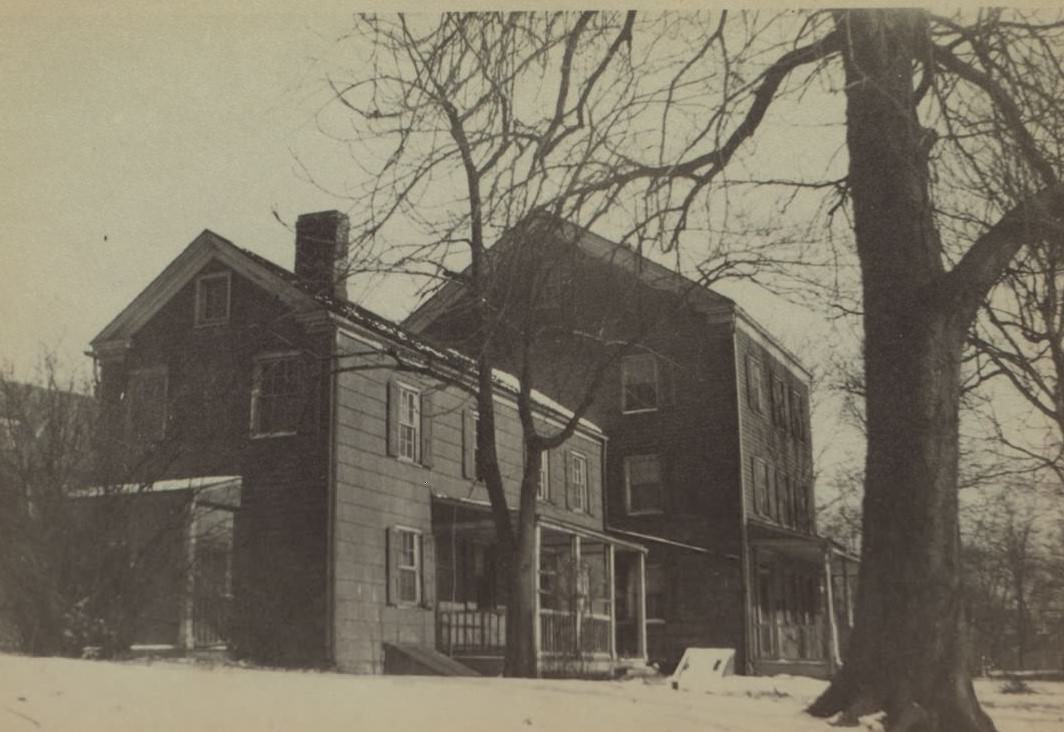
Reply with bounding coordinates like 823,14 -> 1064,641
403,216 -> 810,380
89,228 -> 602,435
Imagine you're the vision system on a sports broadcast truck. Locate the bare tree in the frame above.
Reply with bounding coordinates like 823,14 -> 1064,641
0,353 -> 94,654
314,8 -> 1064,725
318,12 -> 769,677
970,239 -> 1064,487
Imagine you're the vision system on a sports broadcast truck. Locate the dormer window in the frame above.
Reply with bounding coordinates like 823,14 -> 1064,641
195,272 -> 231,326
621,354 -> 658,414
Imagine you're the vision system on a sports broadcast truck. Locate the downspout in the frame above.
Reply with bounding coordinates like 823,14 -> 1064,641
730,315 -> 755,675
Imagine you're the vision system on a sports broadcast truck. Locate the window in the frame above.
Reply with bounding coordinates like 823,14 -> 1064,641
782,472 -> 795,528
645,563 -> 665,622
537,450 -> 550,501
621,354 -> 659,413
790,389 -> 806,441
127,367 -> 168,442
746,356 -> 763,413
796,484 -> 811,532
569,451 -> 589,512
625,454 -> 664,515
772,375 -> 788,428
250,354 -> 303,437
397,385 -> 420,461
195,272 -> 231,326
752,456 -> 770,516
389,527 -> 422,606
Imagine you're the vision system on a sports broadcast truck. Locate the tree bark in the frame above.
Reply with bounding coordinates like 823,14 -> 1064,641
809,10 -> 997,731
504,450 -> 541,677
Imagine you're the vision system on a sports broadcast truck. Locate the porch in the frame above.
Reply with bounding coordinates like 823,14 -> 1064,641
72,476 -> 241,655
432,499 -> 648,676
748,524 -> 857,678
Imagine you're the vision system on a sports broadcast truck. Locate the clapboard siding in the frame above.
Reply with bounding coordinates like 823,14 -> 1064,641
330,331 -> 606,673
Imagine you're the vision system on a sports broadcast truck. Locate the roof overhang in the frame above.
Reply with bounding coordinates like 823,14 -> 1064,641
89,230 -> 319,355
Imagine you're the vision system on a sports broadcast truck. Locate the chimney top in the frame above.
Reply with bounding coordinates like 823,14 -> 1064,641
294,210 -> 350,300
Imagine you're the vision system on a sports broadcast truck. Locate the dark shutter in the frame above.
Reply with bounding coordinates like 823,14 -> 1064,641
386,527 -> 397,605
462,409 -> 476,478
564,451 -> 573,509
420,533 -> 434,607
420,392 -> 434,468
386,379 -> 399,457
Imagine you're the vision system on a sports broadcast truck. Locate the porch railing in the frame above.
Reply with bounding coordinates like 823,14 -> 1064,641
192,593 -> 230,648
753,621 -> 825,661
540,609 -> 610,656
436,608 -> 506,655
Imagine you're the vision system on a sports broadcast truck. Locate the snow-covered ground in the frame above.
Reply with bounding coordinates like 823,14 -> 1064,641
1,653 -> 1062,732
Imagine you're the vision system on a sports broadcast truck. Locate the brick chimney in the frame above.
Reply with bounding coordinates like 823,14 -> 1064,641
294,210 -> 350,300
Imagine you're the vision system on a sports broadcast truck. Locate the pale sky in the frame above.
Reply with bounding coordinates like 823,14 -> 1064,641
13,2 -> 1042,501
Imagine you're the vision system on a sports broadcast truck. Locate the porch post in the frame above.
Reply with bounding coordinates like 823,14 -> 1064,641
637,550 -> 647,661
607,545 -> 616,660
180,496 -> 198,650
822,545 -> 842,669
533,523 -> 542,671
572,533 -> 581,656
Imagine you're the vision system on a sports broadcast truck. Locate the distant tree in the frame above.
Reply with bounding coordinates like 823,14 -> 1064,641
0,353 -> 94,654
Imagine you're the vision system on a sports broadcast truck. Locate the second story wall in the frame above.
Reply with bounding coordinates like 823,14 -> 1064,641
330,328 -> 606,672
733,321 -> 816,535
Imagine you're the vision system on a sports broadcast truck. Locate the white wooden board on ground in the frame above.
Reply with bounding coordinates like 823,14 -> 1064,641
670,647 -> 736,691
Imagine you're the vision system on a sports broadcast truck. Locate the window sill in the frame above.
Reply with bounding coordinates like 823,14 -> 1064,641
250,430 -> 298,439
621,407 -> 659,416
193,319 -> 229,329
627,509 -> 665,517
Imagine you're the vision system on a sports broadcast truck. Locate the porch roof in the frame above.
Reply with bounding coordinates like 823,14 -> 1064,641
430,493 -> 647,553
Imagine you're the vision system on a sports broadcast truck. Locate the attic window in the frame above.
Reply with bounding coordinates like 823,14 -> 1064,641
195,272 -> 231,326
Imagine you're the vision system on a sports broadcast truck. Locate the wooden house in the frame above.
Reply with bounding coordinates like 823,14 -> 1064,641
404,216 -> 859,678
86,211 -> 648,676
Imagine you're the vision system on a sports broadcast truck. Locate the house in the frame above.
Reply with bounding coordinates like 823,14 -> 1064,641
404,216 -> 859,678
86,211 -> 648,676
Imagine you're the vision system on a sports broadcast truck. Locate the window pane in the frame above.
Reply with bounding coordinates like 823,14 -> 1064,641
197,275 -> 229,324
626,455 -> 662,513
253,357 -> 302,435
622,355 -> 658,411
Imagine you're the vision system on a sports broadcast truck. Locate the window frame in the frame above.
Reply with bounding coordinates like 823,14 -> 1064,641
752,456 -> 770,517
537,449 -> 550,501
772,375 -> 789,428
746,355 -> 764,414
249,351 -> 303,439
396,383 -> 421,463
392,526 -> 422,606
624,453 -> 664,516
621,353 -> 660,414
569,450 -> 589,513
194,271 -> 232,327
790,388 -> 806,441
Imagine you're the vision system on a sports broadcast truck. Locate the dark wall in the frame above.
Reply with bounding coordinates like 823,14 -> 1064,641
95,261 -> 332,666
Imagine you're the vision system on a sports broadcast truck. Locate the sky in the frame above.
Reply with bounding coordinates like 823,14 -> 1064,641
0,3 -> 843,372
5,2 -> 1051,504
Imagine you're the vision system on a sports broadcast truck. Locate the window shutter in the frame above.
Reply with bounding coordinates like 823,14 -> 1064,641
386,379 -> 399,457
420,533 -> 434,607
462,409 -> 476,479
386,527 -> 397,605
565,451 -> 574,509
420,392 -> 434,468
745,356 -> 755,408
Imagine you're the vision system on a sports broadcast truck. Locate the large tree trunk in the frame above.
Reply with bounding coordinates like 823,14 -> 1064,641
810,11 -> 996,731
504,449 -> 541,677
